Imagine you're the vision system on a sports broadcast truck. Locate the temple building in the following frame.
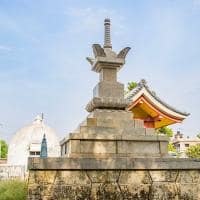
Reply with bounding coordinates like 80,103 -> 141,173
125,80 -> 189,128
172,131 -> 200,157
7,115 -> 60,168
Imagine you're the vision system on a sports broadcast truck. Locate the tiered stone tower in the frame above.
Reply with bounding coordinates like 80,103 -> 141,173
28,19 -> 200,200
60,19 -> 169,158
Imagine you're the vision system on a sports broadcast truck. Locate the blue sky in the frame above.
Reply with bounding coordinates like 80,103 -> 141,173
0,0 -> 200,142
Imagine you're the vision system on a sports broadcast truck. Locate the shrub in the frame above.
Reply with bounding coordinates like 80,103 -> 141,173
0,180 -> 27,200
186,144 -> 200,158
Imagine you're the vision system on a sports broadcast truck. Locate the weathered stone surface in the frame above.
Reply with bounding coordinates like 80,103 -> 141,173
145,128 -> 155,135
119,171 -> 152,185
68,140 -> 80,154
93,81 -> 124,99
177,183 -> 199,200
118,141 -> 160,155
28,169 -> 200,200
87,170 -> 120,183
134,119 -> 144,128
91,183 -> 123,200
160,141 -> 169,155
176,170 -> 200,183
80,125 -> 121,135
87,117 -> 97,127
91,109 -> 133,121
80,141 -> 116,154
86,97 -> 129,112
123,127 -> 146,135
28,157 -> 200,170
60,108 -> 169,158
149,182 -> 179,200
28,170 -> 91,200
100,68 -> 117,82
149,170 -> 178,182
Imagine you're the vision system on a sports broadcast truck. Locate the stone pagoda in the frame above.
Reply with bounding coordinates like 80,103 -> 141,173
28,19 -> 200,200
60,18 -> 169,158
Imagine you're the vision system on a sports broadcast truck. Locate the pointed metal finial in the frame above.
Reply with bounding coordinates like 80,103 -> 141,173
40,134 -> 48,158
104,18 -> 112,49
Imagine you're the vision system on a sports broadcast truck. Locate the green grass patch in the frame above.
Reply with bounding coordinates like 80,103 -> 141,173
0,180 -> 27,200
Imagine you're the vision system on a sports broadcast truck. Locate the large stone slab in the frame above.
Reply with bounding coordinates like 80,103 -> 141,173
28,157 -> 200,170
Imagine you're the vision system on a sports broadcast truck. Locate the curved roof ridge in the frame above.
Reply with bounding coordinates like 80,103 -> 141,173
125,80 -> 144,100
125,79 -> 190,116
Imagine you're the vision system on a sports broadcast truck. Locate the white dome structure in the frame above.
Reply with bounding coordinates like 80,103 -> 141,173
7,115 -> 60,167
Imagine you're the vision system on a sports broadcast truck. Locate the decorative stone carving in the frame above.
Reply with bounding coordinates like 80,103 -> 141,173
117,47 -> 131,59
92,44 -> 106,57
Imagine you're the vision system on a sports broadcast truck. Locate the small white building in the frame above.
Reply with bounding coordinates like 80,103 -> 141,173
172,131 -> 200,157
7,115 -> 60,168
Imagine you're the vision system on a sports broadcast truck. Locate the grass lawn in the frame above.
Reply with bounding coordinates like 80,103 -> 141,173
0,180 -> 27,200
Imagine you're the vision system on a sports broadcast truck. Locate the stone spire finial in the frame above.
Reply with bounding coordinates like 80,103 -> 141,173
104,18 -> 112,49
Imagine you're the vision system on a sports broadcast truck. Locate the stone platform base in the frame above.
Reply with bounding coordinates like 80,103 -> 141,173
28,157 -> 200,200
60,109 -> 169,158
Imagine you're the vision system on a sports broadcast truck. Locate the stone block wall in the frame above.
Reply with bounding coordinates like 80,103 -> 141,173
28,169 -> 200,200
28,157 -> 200,200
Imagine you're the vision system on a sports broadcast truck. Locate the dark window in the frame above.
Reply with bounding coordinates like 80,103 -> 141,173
30,151 -> 40,156
61,146 -> 63,156
65,143 -> 67,154
175,144 -> 180,152
30,152 -> 35,156
185,144 -> 189,147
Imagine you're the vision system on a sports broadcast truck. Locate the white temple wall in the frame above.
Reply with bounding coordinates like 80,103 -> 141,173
0,164 -> 25,180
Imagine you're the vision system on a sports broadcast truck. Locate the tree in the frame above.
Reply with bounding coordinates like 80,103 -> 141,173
127,82 -> 137,92
157,126 -> 174,137
168,142 -> 176,152
186,144 -> 200,158
0,140 -> 8,159
196,133 -> 200,139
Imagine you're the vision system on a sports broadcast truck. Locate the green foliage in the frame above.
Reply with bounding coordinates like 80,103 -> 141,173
0,180 -> 27,200
0,140 -> 8,159
168,142 -> 176,152
196,133 -> 200,139
186,144 -> 200,159
157,126 -> 173,137
127,82 -> 137,91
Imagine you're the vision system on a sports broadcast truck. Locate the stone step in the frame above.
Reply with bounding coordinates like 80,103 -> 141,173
86,117 -> 135,129
68,132 -> 167,141
80,125 -> 150,136
80,125 -> 121,135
